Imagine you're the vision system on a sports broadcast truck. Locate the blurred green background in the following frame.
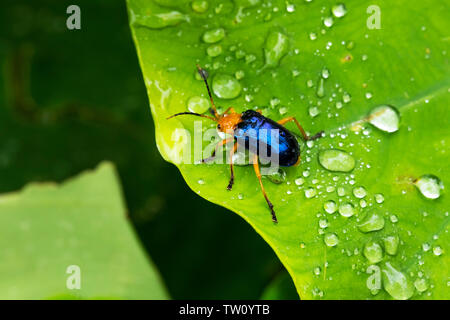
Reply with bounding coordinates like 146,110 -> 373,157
0,0 -> 291,299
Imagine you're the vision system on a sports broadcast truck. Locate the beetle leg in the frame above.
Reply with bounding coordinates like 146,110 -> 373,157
227,142 -> 238,190
202,138 -> 233,163
277,117 -> 324,141
252,154 -> 278,223
223,107 -> 236,114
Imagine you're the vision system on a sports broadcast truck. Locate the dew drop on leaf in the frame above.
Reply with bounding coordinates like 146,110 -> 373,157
358,210 -> 385,232
382,262 -> 414,300
187,96 -> 210,113
264,30 -> 289,67
353,186 -> 367,198
212,74 -> 241,99
363,241 -> 383,264
384,235 -> 400,255
202,28 -> 226,43
318,149 -> 356,172
338,202 -> 355,217
331,3 -> 347,18
414,174 -> 444,199
206,44 -> 223,57
368,105 -> 400,133
191,0 -> 209,13
324,200 -> 338,214
414,278 -> 428,293
324,233 -> 339,247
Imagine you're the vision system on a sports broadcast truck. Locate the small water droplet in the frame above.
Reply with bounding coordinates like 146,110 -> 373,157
342,92 -> 351,103
235,70 -> 245,80
384,235 -> 400,255
338,202 -> 355,217
206,44 -> 223,57
368,105 -> 400,133
212,74 -> 241,99
309,32 -> 317,40
295,177 -> 305,185
319,219 -> 328,229
323,16 -> 334,28
324,200 -> 337,214
324,233 -> 339,247
353,186 -> 367,198
264,30 -> 289,67
358,210 -> 385,232
191,0 -> 209,13
374,193 -> 384,204
314,266 -> 321,275
433,246 -> 443,256
414,278 -> 428,293
364,241 -> 383,264
197,179 -> 205,185
309,106 -> 320,117
316,78 -> 325,98
264,168 -> 286,184
187,96 -> 210,114
319,149 -> 356,172
337,187 -> 346,197
331,3 -> 347,18
414,174 -> 444,199
382,262 -> 414,300
321,68 -> 330,79
202,28 -> 226,43
305,187 -> 317,198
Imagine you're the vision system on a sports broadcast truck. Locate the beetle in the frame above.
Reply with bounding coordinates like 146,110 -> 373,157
168,65 -> 323,223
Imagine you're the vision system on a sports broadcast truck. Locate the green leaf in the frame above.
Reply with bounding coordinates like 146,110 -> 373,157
0,162 -> 168,299
260,271 -> 298,300
128,0 -> 449,299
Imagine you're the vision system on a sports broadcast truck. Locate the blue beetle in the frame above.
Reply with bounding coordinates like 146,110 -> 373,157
168,65 -> 323,223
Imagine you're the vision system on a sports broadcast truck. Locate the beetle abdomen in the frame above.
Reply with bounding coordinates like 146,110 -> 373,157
235,110 -> 300,167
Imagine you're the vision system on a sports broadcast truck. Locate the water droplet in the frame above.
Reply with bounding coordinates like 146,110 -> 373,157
368,105 -> 400,133
197,179 -> 205,185
191,0 -> 209,13
374,193 -> 384,204
337,187 -> 346,197
187,96 -> 210,114
384,235 -> 400,255
212,74 -> 241,99
358,210 -> 385,232
295,177 -> 305,185
321,68 -> 330,79
363,241 -> 383,264
314,266 -> 321,275
300,242 -> 306,248
342,92 -> 351,103
359,199 -> 367,208
324,233 -> 339,247
422,243 -> 431,252
237,193 -> 244,200
202,28 -> 226,43
309,32 -> 317,40
279,106 -> 288,115
331,3 -> 347,18
235,70 -> 245,80
306,79 -> 314,88
206,44 -> 223,57
414,278 -> 428,293
264,168 -> 286,184
433,246 -> 443,256
353,186 -> 367,198
305,187 -> 317,198
318,149 -> 356,172
319,219 -> 328,229
338,202 -> 355,217
414,174 -> 444,199
323,17 -> 334,28
309,106 -> 320,117
324,200 -> 337,214
316,78 -> 325,98
136,11 -> 187,29
382,262 -> 414,300
264,30 -> 289,67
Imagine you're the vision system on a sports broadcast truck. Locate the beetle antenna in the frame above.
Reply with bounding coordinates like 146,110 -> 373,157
167,112 -> 217,121
196,64 -> 220,119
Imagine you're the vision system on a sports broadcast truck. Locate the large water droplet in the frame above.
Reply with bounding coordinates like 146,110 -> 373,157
202,28 -> 226,43
353,186 -> 367,198
358,210 -> 385,232
368,105 -> 400,133
305,187 -> 317,198
363,241 -> 383,264
212,74 -> 241,99
318,149 -> 356,172
207,44 -> 223,57
264,31 -> 289,67
264,168 -> 287,184
187,96 -> 210,113
414,174 -> 444,199
331,3 -> 347,18
382,262 -> 414,300
338,202 -> 355,217
384,235 -> 400,255
324,233 -> 339,247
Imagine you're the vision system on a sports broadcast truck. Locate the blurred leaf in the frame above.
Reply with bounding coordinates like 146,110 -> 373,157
129,0 -> 449,299
260,271 -> 298,300
0,162 -> 168,299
